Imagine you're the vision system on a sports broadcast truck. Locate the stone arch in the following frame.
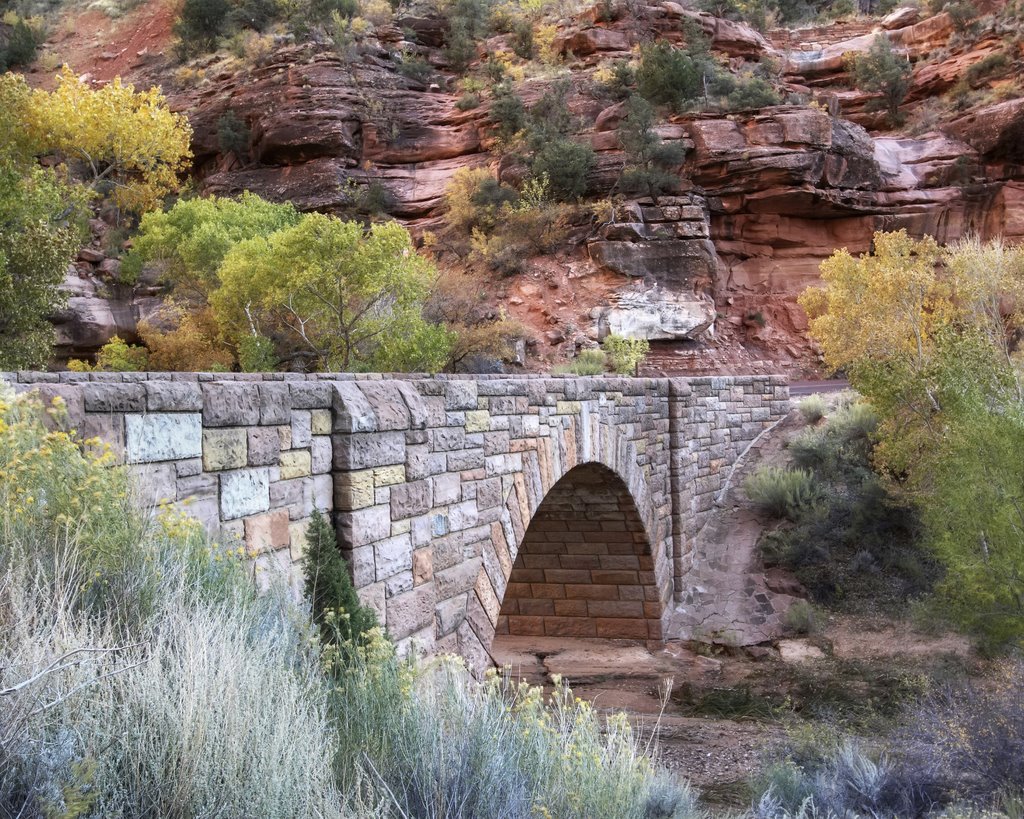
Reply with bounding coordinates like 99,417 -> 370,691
498,463 -> 663,640
460,417 -> 674,667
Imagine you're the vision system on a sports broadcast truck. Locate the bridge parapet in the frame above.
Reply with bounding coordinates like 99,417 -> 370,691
2,371 -> 789,668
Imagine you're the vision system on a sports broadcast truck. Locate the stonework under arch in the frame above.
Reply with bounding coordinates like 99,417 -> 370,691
497,463 -> 664,641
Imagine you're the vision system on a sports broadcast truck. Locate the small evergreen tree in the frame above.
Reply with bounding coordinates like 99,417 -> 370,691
852,35 -> 911,125
303,510 -> 378,646
617,95 -> 685,204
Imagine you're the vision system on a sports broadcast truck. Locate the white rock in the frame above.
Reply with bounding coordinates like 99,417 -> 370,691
220,468 -> 271,520
125,413 -> 202,463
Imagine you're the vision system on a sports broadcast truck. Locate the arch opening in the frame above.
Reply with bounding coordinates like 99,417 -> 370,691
497,463 -> 663,641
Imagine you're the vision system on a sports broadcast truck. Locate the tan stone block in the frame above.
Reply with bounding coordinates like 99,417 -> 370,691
392,518 -> 412,535
202,428 -> 247,471
373,464 -> 406,486
279,449 -> 312,479
277,425 -> 292,450
289,520 -> 309,562
413,547 -> 433,585
244,508 -> 290,554
310,408 -> 332,435
555,400 -> 581,414
464,409 -> 490,433
336,469 -> 375,510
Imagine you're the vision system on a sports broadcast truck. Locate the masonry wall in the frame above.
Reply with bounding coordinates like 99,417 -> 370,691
1,371 -> 789,669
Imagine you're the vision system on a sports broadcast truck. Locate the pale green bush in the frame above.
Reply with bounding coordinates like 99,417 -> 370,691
603,334 -> 650,375
553,349 -> 608,375
797,394 -> 826,424
744,466 -> 819,520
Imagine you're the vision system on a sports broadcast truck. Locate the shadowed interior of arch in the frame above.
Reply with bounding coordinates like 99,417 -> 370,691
497,463 -> 663,641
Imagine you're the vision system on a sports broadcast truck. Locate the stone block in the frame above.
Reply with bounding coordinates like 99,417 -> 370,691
220,468 -> 271,520
444,381 -> 477,410
174,458 -> 201,478
435,558 -> 482,599
176,472 -> 218,501
390,479 -> 432,519
280,449 -> 312,479
202,428 -> 247,471
202,383 -> 261,426
277,425 -> 292,450
332,381 -> 378,433
291,410 -> 312,448
374,533 -> 413,579
289,381 -> 331,408
385,570 -> 414,598
311,436 -> 332,474
31,385 -> 85,431
387,584 -> 437,640
464,410 -> 490,433
311,473 -> 333,511
247,427 -> 280,466
338,504 -> 391,548
357,582 -> 387,623
289,520 -> 310,562
310,408 -> 332,435
360,382 -> 411,430
333,431 -> 406,469
258,382 -> 292,425
335,469 -> 375,510
125,413 -> 202,463
432,472 -> 461,506
244,508 -> 290,554
175,496 -> 220,533
134,462 -> 177,507
145,381 -> 202,412
406,447 -> 446,480
436,594 -> 468,636
81,414 -> 124,463
373,464 -> 406,486
345,545 -> 376,586
413,547 -> 433,585
82,383 -> 145,412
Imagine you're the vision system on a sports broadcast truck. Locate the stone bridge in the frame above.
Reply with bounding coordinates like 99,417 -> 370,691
3,372 -> 789,669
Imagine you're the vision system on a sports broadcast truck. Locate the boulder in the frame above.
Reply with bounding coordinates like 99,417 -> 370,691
599,286 -> 715,341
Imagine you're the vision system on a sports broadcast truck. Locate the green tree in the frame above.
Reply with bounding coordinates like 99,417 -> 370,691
0,166 -> 89,370
801,232 -> 1024,648
617,95 -> 685,203
636,39 -> 709,112
851,35 -> 911,125
213,215 -> 451,371
124,193 -> 301,293
303,510 -> 378,647
174,0 -> 230,57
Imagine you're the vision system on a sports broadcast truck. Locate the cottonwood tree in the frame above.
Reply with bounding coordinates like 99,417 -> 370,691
26,67 -> 192,217
213,215 -> 453,372
801,231 -> 1024,647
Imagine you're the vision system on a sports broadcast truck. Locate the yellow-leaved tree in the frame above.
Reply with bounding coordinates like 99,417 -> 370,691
801,230 -> 1024,647
26,67 -> 192,216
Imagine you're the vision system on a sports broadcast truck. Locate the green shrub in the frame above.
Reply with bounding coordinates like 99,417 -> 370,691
798,395 -> 826,424
603,333 -> 650,375
554,349 -> 608,375
850,35 -> 911,125
510,18 -> 533,59
174,0 -> 229,58
745,466 -> 818,520
216,110 -> 250,157
397,54 -> 435,83
237,333 -> 277,371
489,85 -> 527,143
530,138 -> 594,202
783,600 -> 820,635
636,38 -> 709,112
303,509 -> 378,648
618,95 -> 685,203
1,17 -> 45,69
456,91 -> 481,110
725,74 -> 781,110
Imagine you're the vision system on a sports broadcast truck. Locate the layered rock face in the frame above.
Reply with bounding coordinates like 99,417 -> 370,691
53,2 -> 1024,372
